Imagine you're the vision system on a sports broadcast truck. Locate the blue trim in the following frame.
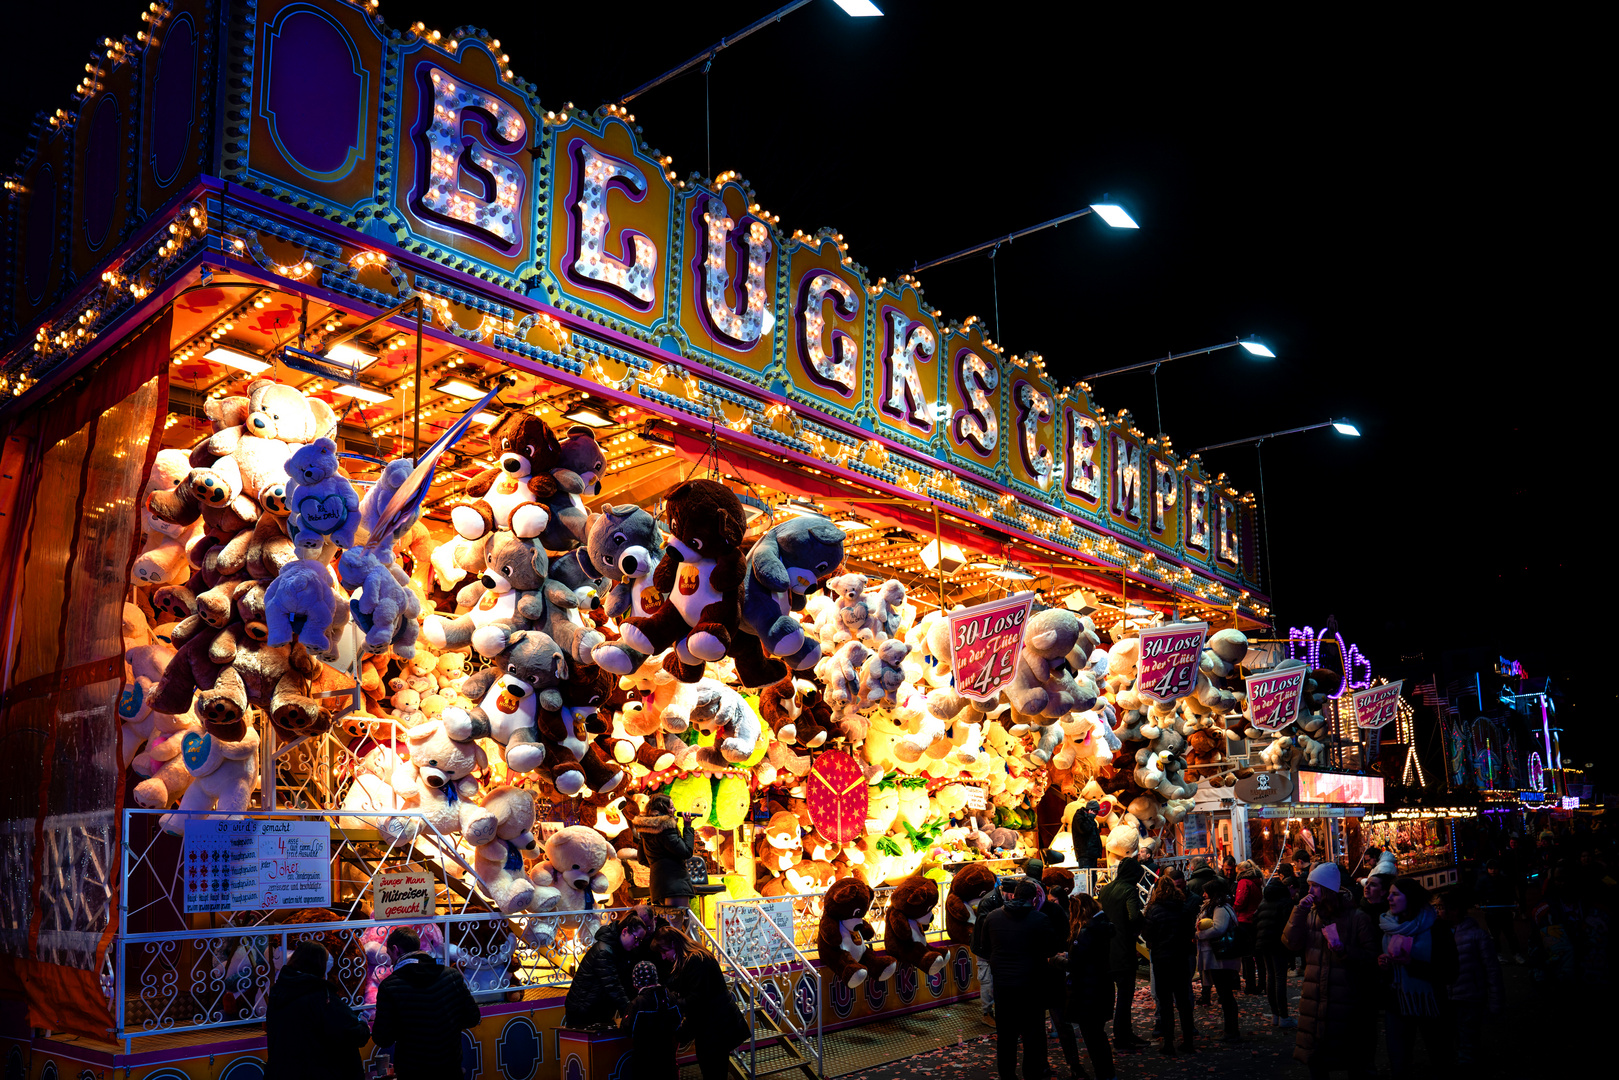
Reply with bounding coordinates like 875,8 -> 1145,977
258,5 -> 369,184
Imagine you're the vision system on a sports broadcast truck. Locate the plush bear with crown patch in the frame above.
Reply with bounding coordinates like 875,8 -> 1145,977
441,629 -> 569,774
450,413 -> 557,543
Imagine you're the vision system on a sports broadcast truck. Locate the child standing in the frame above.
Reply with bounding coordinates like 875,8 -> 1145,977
620,961 -> 683,1080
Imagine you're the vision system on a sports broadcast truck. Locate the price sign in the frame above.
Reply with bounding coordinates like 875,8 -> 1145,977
947,593 -> 1037,703
1351,680 -> 1404,730
372,863 -> 435,920
1245,663 -> 1309,733
1135,622 -> 1208,704
183,820 -> 331,913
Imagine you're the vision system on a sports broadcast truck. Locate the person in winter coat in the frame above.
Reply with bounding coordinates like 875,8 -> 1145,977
1234,860 -> 1264,995
1195,878 -> 1243,1043
1184,857 -> 1219,1003
1071,802 -> 1104,868
634,794 -> 697,909
978,880 -> 1062,1080
972,876 -> 1014,1018
1065,894 -> 1117,1080
1254,878 -> 1297,1028
1437,888 -> 1501,1067
370,928 -> 482,1080
1037,869 -> 1082,1074
1476,858 -> 1522,963
650,926 -> 748,1080
1140,875 -> 1195,1054
266,942 -> 371,1080
1378,878 -> 1457,1080
1282,862 -> 1380,1080
1097,857 -> 1148,1050
564,916 -> 649,1028
620,961 -> 683,1080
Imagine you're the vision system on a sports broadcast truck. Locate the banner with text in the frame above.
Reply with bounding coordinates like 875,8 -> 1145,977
947,593 -> 1037,702
1352,680 -> 1405,730
1135,622 -> 1209,704
183,819 -> 331,913
1245,664 -> 1309,733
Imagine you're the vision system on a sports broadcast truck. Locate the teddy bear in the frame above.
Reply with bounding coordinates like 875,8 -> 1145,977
263,559 -> 341,651
283,437 -> 360,556
449,413 -> 559,543
816,877 -> 897,988
739,515 -> 847,668
528,824 -> 612,912
422,530 -> 545,658
130,707 -> 203,810
1185,627 -> 1248,716
157,711 -> 262,835
400,719 -> 498,844
183,380 -> 335,519
588,505 -> 666,620
757,677 -> 830,748
134,448 -> 206,586
337,544 -> 421,659
338,742 -> 418,841
533,665 -> 626,796
817,639 -> 872,718
945,862 -> 997,945
883,874 -> 946,976
858,638 -> 910,711
470,785 -> 540,914
685,679 -> 764,764
601,479 -> 759,680
442,629 -> 568,773
755,809 -> 804,876
821,573 -> 872,646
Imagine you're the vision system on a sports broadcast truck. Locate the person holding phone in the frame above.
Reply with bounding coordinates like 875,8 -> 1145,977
1282,863 -> 1380,1080
633,794 -> 696,911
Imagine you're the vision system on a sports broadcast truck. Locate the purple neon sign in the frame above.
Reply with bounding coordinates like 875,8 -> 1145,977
1286,625 -> 1373,698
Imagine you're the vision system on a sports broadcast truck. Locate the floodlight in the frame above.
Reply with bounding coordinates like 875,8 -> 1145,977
329,383 -> 390,404
1237,340 -> 1276,358
472,411 -> 501,426
919,539 -> 967,574
325,342 -> 378,369
831,0 -> 883,14
205,347 -> 270,374
1332,420 -> 1361,437
564,401 -> 614,428
990,563 -> 1039,581
1088,204 -> 1139,229
434,377 -> 487,401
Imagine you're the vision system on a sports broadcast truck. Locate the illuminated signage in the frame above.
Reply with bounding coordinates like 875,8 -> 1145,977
1286,625 -> 1373,698
1295,771 -> 1385,805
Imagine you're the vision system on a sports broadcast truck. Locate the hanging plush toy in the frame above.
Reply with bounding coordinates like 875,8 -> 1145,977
587,505 -> 666,619
450,413 -> 558,543
738,515 -> 846,669
158,712 -> 262,835
441,629 -> 569,773
283,438 -> 360,557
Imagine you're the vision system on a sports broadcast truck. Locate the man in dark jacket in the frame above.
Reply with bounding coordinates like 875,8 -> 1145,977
370,928 -> 481,1080
977,881 -> 1061,1080
971,877 -> 1014,1019
1255,878 -> 1297,1027
1186,857 -> 1217,901
565,916 -> 648,1028
1098,856 -> 1148,1050
266,942 -> 371,1080
1071,802 -> 1104,868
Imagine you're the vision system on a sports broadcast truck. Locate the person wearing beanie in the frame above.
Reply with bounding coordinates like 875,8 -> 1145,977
1098,858 -> 1148,1050
1283,859 -> 1380,1076
1071,802 -> 1104,869
620,960 -> 683,1080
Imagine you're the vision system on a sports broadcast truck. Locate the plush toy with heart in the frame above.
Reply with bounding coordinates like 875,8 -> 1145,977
283,438 -> 360,556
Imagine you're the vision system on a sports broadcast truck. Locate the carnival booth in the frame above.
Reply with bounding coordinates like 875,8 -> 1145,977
0,2 -> 1350,1076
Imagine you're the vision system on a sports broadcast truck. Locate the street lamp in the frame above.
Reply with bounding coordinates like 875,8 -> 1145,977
1191,419 -> 1362,626
1082,336 -> 1277,436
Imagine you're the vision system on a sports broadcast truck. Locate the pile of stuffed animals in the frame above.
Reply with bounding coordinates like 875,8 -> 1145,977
121,387 -> 1338,919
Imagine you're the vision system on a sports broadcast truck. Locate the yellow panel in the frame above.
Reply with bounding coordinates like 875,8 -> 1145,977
942,322 -> 1004,473
868,283 -> 942,449
782,237 -> 866,417
677,182 -> 780,376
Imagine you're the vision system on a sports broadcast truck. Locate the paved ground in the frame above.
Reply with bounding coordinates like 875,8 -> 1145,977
833,956 -> 1591,1079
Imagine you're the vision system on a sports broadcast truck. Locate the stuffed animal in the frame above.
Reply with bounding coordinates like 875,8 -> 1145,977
818,639 -> 872,718
337,545 -> 422,659
755,810 -> 804,876
134,448 -> 205,585
757,677 -> 828,748
883,874 -> 946,976
282,437 -> 360,556
400,720 -> 498,844
158,712 -> 261,835
338,742 -> 417,841
422,530 -> 546,657
858,638 -> 910,709
945,862 -> 997,945
738,516 -> 846,668
534,426 -> 607,552
534,665 -> 625,796
451,413 -> 561,542
529,824 -> 612,912
471,785 -> 540,914
263,560 -> 341,650
130,707 -> 203,810
602,480 -> 761,681
816,877 -> 897,988
685,679 -> 764,764
442,629 -> 569,773
587,505 -> 666,619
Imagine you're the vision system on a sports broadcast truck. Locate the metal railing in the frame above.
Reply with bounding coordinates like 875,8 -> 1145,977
687,908 -> 822,1078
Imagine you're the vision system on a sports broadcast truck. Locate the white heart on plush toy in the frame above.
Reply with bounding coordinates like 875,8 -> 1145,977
298,495 -> 347,533
181,731 -> 212,770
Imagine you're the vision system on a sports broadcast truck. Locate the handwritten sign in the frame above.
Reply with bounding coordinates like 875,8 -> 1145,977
1351,680 -> 1404,730
963,785 -> 987,811
1245,664 -> 1308,733
947,593 -> 1036,702
1135,621 -> 1208,704
184,820 -> 331,913
371,863 -> 436,920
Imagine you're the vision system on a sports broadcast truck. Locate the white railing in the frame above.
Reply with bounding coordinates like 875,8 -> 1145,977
687,909 -> 823,1079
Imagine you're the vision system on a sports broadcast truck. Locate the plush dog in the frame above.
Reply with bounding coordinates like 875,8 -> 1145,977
739,516 -> 846,668
816,877 -> 897,988
587,505 -> 665,619
451,413 -> 559,542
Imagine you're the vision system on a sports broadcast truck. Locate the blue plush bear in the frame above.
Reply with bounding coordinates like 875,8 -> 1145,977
739,516 -> 848,672
283,437 -> 360,557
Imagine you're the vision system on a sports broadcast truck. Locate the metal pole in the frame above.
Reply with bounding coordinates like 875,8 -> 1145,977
414,300 -> 424,460
909,207 -> 1096,275
620,0 -> 813,104
932,505 -> 946,611
1083,339 -> 1244,382
1191,420 -> 1334,454
1256,439 -> 1274,620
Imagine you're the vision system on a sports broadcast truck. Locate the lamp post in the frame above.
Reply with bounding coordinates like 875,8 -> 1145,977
1083,336 -> 1278,436
1190,419 -> 1361,626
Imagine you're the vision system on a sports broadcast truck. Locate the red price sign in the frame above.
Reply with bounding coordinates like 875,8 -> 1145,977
947,593 -> 1037,703
1135,622 -> 1208,704
1351,680 -> 1403,729
1245,664 -> 1308,733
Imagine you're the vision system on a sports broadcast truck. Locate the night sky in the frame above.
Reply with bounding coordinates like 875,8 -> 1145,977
5,3 -> 1598,771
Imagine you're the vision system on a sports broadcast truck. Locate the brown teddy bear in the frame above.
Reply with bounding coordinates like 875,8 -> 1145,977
816,877 -> 897,988
945,862 -> 997,945
883,874 -> 946,976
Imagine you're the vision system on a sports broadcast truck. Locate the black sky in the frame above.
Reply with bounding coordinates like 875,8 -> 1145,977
5,3 -> 1601,763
